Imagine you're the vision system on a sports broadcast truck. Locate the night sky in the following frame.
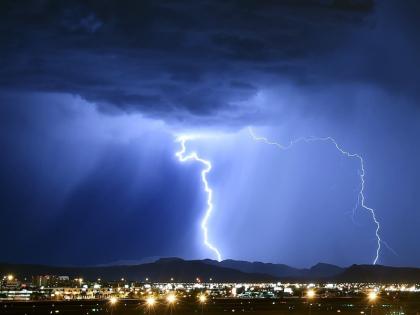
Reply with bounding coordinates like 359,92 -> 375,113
0,0 -> 419,268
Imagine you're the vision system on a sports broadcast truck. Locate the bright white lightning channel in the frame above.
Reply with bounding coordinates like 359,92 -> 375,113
175,135 -> 222,262
248,127 -> 383,264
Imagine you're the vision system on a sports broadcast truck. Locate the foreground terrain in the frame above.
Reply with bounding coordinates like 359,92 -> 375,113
1,296 -> 418,315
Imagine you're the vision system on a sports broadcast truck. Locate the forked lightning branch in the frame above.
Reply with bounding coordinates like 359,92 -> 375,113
176,128 -> 390,264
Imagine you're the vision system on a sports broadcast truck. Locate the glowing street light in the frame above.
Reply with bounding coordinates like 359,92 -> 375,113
306,289 -> 315,315
166,293 -> 177,315
198,294 -> 207,314
109,297 -> 118,315
109,297 -> 118,305
368,291 -> 378,315
167,293 -> 177,304
368,291 -> 378,302
306,289 -> 316,299
198,294 -> 207,304
146,296 -> 156,307
7,275 -> 14,281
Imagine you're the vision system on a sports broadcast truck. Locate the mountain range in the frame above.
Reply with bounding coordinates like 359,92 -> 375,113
1,258 -> 420,283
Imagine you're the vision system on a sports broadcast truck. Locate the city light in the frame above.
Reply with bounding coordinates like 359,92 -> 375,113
306,289 -> 316,299
7,275 -> 14,281
198,294 -> 207,303
166,293 -> 177,304
146,296 -> 156,307
0,277 -> 417,311
368,291 -> 378,302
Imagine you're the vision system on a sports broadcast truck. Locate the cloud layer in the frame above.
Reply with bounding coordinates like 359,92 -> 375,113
1,0 -> 394,125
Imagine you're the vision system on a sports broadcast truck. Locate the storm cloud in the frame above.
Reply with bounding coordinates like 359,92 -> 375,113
2,0 -> 408,125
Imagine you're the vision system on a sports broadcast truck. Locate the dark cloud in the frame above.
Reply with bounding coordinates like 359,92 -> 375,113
0,0 -> 387,124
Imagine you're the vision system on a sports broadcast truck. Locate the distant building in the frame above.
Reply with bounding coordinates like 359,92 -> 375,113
32,275 -> 71,287
1,275 -> 20,290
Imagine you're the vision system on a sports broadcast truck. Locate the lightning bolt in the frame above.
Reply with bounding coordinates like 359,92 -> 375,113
175,135 -> 222,262
248,127 -> 384,265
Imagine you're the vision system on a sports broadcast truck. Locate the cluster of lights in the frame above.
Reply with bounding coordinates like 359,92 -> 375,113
143,293 -> 206,308
1,274 -> 15,281
303,288 -> 379,303
1,275 -> 409,304
133,290 -> 378,309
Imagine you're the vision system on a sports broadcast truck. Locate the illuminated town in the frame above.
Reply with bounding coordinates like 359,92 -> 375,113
2,273 -> 420,314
